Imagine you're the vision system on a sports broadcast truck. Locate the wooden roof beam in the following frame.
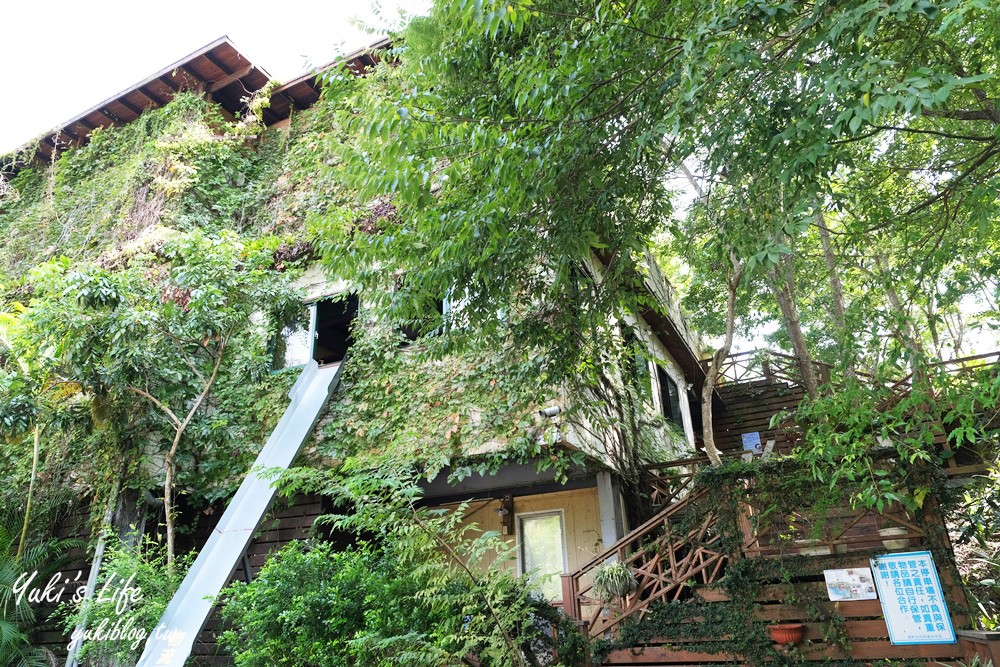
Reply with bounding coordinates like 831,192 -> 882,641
115,97 -> 145,117
98,107 -> 124,124
260,106 -> 279,126
177,65 -> 206,91
158,75 -> 180,92
283,91 -> 304,111
179,64 -> 204,82
41,137 -> 63,162
137,86 -> 168,107
202,51 -> 234,76
53,127 -> 80,144
208,64 -> 254,93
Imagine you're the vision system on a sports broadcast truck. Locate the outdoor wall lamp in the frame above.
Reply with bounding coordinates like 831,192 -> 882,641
494,494 -> 514,535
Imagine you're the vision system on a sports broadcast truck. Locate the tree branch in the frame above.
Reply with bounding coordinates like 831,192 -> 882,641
126,386 -> 182,429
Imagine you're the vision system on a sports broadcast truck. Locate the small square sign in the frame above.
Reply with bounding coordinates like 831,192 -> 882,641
824,567 -> 878,601
741,432 -> 762,454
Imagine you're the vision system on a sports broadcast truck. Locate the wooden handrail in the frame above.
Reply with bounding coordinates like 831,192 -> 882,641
572,487 -> 711,575
562,486 -> 729,637
704,348 -> 1000,392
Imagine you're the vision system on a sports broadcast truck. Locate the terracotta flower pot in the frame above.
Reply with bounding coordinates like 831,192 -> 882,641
768,623 -> 804,645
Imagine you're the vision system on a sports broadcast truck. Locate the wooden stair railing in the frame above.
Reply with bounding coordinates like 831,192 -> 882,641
561,486 -> 728,637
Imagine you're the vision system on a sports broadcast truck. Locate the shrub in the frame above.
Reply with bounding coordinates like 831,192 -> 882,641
220,540 -> 443,667
0,512 -> 80,667
60,535 -> 192,666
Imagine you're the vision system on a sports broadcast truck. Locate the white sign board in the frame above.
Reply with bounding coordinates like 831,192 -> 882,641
741,432 -> 762,454
870,551 -> 956,645
823,567 -> 878,601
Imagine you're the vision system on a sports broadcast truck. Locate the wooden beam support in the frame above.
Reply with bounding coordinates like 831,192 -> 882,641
40,138 -> 61,163
77,117 -> 99,130
114,97 -> 144,117
179,64 -> 204,83
98,107 -> 123,124
177,65 -> 206,93
202,51 -> 233,76
261,106 -> 279,126
158,75 -> 180,92
281,91 -> 307,112
208,64 -> 254,93
55,127 -> 80,143
137,85 -> 167,107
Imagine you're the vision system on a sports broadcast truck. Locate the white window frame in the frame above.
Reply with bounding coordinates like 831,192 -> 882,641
516,509 -> 569,599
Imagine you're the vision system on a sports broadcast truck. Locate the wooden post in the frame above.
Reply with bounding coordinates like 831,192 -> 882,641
958,631 -> 1000,665
561,573 -> 579,620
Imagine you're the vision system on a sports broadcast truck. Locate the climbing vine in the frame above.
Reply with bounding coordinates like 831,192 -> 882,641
593,457 -> 964,665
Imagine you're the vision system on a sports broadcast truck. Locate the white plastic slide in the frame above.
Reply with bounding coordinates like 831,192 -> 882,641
134,360 -> 343,667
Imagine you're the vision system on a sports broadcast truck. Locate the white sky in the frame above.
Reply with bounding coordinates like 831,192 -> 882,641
0,0 -> 430,153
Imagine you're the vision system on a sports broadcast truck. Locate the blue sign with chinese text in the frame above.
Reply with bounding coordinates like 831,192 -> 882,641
870,551 -> 956,645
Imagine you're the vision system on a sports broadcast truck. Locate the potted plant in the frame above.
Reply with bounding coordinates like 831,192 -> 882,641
592,561 -> 637,601
767,623 -> 805,645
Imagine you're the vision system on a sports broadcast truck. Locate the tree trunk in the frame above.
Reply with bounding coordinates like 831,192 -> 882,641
944,310 -> 965,356
875,256 -> 925,370
769,255 -> 819,398
701,254 -> 743,465
925,297 -> 944,359
17,424 -> 41,560
815,209 -> 855,377
159,340 -> 226,570
587,359 -> 654,529
675,166 -> 745,464
164,428 -> 183,571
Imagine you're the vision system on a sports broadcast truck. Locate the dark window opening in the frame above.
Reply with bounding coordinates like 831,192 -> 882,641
658,365 -> 683,428
314,295 -> 358,365
400,298 -> 446,342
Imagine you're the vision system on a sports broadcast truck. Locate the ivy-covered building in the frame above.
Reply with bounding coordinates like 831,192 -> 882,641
2,35 -> 997,667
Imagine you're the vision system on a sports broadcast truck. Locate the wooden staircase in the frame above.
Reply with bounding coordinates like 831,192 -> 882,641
561,486 -> 728,638
557,349 -> 1000,665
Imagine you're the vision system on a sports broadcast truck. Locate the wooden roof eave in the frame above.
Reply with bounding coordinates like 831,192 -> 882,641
3,36 -> 274,177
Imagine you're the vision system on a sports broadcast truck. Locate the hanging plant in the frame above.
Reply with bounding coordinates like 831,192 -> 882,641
593,561 -> 638,601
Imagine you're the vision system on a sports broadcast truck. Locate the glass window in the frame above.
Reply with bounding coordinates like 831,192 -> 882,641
657,365 -> 683,428
519,512 -> 567,600
400,297 -> 448,341
272,306 -> 313,370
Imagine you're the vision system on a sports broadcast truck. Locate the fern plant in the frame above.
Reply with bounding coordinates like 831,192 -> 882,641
0,512 -> 79,667
592,561 -> 637,602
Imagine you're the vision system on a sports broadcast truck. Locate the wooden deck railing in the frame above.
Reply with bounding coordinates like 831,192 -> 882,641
707,348 -> 1000,396
562,350 -> 999,639
703,349 -> 834,388
563,454 -> 948,639
560,486 -> 728,637
645,450 -> 751,507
